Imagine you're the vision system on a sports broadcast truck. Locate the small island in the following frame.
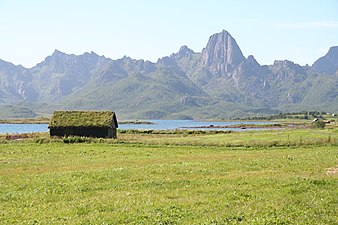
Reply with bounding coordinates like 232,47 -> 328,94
119,120 -> 155,125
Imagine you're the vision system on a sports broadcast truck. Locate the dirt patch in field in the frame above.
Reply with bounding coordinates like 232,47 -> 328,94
326,166 -> 338,176
5,133 -> 29,140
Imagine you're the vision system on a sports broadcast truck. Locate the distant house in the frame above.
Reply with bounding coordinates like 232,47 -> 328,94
49,111 -> 118,138
308,111 -> 316,116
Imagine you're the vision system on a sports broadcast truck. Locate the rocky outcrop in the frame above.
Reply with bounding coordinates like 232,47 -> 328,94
0,59 -> 37,103
172,45 -> 195,59
270,60 -> 306,81
201,30 -> 245,75
232,55 -> 264,83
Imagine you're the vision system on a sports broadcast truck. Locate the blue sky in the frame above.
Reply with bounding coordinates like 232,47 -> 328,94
1,0 -> 337,67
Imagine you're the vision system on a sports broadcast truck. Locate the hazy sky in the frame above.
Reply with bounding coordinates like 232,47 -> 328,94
1,0 -> 338,68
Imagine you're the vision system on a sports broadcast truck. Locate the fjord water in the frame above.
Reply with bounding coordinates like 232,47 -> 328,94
118,120 -> 273,131
0,123 -> 49,134
0,120 -> 273,134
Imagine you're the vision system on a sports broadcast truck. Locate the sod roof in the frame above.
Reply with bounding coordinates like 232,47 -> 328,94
48,111 -> 118,128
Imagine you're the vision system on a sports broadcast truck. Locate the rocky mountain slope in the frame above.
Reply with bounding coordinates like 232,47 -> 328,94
312,46 -> 338,75
0,30 -> 337,119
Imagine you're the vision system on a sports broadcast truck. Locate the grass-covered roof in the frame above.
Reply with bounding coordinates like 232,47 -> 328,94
49,111 -> 118,128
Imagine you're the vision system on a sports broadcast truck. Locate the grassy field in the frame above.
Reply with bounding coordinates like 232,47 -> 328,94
0,128 -> 337,224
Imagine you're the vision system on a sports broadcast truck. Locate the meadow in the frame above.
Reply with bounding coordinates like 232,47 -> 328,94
0,127 -> 337,224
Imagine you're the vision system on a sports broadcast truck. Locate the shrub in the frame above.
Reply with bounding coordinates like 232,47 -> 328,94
63,136 -> 89,143
311,120 -> 326,129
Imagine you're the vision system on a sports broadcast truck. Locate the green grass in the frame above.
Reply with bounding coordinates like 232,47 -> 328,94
117,127 -> 338,147
0,129 -> 337,224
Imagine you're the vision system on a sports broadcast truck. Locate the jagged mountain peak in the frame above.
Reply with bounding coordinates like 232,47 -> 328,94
271,60 -> 306,76
312,46 -> 338,75
246,55 -> 260,66
50,50 -> 100,60
0,58 -> 14,68
201,30 -> 245,75
43,49 -> 70,62
273,59 -> 298,67
35,50 -> 103,69
51,49 -> 67,57
178,45 -> 194,55
232,54 -> 264,81
170,45 -> 195,60
327,46 -> 338,57
157,56 -> 176,67
82,51 -> 100,58
0,58 -> 27,73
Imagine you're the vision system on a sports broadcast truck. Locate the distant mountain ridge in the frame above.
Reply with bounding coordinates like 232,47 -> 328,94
0,30 -> 337,119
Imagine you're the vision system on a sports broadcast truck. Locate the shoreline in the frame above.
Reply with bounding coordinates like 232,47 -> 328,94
0,118 -> 50,124
181,123 -> 309,129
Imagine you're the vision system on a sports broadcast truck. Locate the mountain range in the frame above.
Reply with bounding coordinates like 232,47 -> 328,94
0,30 -> 337,119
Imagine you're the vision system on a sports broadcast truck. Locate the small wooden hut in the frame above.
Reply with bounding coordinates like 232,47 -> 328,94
49,111 -> 118,138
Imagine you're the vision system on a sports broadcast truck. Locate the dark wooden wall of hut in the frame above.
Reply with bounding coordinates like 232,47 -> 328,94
50,127 -> 116,138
